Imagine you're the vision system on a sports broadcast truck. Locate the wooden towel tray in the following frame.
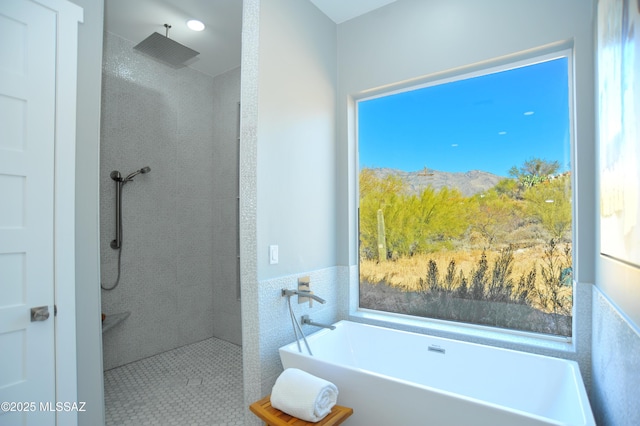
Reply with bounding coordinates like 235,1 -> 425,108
249,395 -> 353,426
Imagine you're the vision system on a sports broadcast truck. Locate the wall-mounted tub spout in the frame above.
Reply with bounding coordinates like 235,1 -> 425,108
301,315 -> 336,330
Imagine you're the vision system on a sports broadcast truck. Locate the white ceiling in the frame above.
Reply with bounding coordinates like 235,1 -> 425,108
104,0 -> 395,77
309,0 -> 397,24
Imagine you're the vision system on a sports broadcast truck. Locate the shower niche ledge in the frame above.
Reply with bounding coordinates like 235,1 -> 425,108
102,311 -> 131,333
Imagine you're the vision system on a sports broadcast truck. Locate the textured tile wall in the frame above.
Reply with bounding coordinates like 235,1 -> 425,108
238,1 -> 263,423
211,67 -> 242,345
591,286 -> 640,426
100,32 -> 219,369
258,267 -> 345,395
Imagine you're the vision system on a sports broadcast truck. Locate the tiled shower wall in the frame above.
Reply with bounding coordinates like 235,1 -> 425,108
100,32 -> 240,369
212,66 -> 242,346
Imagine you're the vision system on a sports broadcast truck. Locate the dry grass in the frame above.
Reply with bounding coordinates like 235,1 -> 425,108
360,246 -> 548,292
360,245 -> 573,314
360,244 -> 572,334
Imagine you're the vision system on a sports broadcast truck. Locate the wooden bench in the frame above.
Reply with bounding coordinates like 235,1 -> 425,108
249,395 -> 353,426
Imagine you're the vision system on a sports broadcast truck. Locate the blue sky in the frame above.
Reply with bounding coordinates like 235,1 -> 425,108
358,57 -> 570,177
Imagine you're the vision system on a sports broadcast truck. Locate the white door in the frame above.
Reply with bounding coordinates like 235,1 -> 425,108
0,1 -> 59,424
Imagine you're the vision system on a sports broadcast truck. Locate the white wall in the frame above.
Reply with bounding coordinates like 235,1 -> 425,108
239,0 -> 337,422
255,0 -> 337,280
71,0 -> 105,424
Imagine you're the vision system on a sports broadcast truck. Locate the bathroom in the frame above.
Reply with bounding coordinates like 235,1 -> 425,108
67,0 -> 639,425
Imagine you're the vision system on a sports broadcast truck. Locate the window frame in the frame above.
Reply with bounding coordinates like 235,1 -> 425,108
351,47 -> 577,344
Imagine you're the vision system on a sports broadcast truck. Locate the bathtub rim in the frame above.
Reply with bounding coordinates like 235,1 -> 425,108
280,320 -> 594,426
285,319 -> 581,367
350,306 -> 578,353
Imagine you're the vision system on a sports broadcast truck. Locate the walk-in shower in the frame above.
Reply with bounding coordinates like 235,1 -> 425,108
101,166 -> 151,291
100,6 -> 243,420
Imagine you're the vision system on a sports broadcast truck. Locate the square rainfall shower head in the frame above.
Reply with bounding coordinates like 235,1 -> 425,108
133,32 -> 199,67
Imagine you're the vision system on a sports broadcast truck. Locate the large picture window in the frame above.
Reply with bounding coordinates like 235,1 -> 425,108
357,52 -> 574,337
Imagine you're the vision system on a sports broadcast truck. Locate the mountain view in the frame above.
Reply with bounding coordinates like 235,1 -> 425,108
368,167 -> 503,197
357,56 -> 573,337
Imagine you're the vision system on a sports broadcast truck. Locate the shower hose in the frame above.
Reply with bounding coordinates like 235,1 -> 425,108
101,245 -> 123,291
101,190 -> 124,291
101,167 -> 149,291
286,293 -> 313,355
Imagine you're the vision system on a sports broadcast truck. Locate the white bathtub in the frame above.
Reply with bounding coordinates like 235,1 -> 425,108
279,320 -> 594,426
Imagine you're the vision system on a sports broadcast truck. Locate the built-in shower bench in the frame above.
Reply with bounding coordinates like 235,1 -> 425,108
101,311 -> 131,333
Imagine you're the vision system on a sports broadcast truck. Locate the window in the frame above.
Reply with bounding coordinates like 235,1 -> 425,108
357,52 -> 574,337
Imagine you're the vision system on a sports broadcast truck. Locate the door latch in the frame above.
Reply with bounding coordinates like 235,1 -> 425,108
30,306 -> 50,322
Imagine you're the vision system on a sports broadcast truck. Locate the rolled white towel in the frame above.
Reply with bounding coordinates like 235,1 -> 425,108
270,368 -> 338,422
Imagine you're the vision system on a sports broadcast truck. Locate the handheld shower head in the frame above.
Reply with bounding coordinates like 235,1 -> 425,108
125,166 -> 151,182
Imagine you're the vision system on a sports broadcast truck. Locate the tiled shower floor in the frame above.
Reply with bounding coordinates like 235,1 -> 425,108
104,338 -> 244,426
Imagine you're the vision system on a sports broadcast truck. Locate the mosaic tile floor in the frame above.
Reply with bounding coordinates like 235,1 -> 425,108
104,338 -> 244,426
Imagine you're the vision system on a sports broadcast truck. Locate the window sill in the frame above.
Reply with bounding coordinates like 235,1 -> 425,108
348,308 -> 576,358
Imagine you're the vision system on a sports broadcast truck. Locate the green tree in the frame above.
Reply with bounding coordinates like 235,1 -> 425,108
413,186 -> 469,252
359,170 -> 406,259
523,176 -> 572,241
379,194 -> 420,257
507,158 -> 562,199
359,168 -> 404,200
494,177 -> 520,199
467,190 -> 524,247
359,168 -> 471,258
508,157 -> 561,182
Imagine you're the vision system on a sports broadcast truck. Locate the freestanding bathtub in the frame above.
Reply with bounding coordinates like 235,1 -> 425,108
279,321 -> 594,426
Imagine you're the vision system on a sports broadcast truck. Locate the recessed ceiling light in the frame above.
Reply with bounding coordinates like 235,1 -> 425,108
187,19 -> 205,31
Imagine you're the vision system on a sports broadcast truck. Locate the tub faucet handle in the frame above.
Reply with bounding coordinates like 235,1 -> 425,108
297,290 -> 326,304
281,288 -> 326,304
